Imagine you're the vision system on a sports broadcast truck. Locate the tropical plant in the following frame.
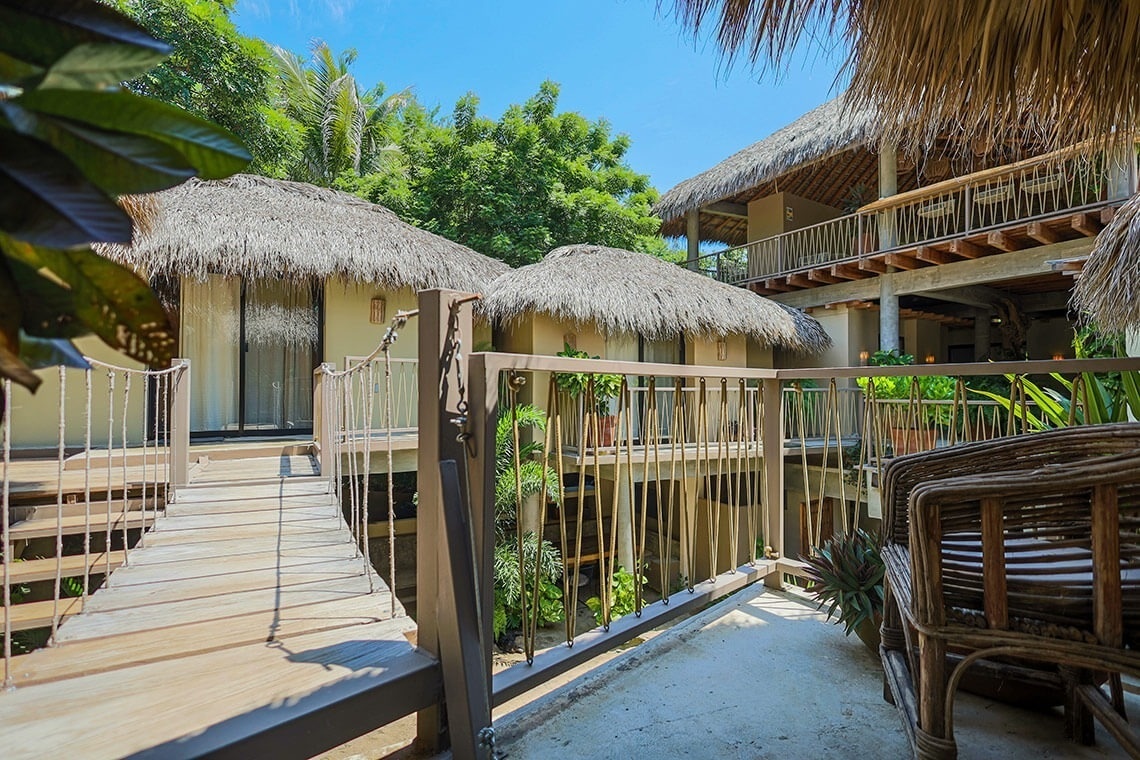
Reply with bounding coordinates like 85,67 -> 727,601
856,350 -> 954,424
492,403 -> 563,642
586,565 -> 647,625
800,529 -> 885,637
111,0 -> 301,177
554,342 -> 622,416
270,40 -> 410,186
347,81 -> 666,268
0,0 -> 249,393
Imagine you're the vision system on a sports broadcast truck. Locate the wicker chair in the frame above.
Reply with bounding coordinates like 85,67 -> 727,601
879,423 -> 1140,758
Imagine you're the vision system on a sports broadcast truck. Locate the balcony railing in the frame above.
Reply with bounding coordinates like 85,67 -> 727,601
695,141 -> 1135,285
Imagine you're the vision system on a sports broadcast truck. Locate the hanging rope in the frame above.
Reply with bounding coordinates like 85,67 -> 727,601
50,367 -> 65,645
2,379 -> 11,689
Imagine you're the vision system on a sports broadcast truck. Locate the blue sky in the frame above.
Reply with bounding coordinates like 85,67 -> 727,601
233,0 -> 845,194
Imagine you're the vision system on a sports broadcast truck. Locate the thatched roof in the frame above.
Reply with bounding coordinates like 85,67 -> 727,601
667,0 -> 1140,155
103,174 -> 509,292
483,244 -> 830,353
654,95 -> 877,241
1073,192 -> 1140,331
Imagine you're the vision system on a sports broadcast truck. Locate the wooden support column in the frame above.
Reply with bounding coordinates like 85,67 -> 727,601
761,379 -> 784,588
974,307 -> 992,360
1109,139 -> 1138,200
416,289 -> 481,754
169,358 -> 190,491
686,209 -> 700,272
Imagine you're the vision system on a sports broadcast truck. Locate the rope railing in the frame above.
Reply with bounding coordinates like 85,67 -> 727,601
315,310 -> 418,618
1,357 -> 187,686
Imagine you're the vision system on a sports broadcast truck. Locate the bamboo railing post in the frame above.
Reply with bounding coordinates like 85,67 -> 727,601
169,359 -> 190,491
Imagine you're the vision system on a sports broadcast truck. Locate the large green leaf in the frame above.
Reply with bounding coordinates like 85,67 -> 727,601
1,239 -> 174,366
0,100 -> 196,195
5,256 -> 85,339
17,89 -> 250,179
0,1 -> 166,87
0,129 -> 132,246
40,41 -> 168,90
0,258 -> 41,390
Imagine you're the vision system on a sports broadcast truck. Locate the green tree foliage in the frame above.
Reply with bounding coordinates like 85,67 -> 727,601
344,81 -> 665,267
271,40 -> 410,186
111,0 -> 300,177
0,0 -> 248,391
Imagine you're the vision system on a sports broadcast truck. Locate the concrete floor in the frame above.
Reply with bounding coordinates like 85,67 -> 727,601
495,585 -> 1132,760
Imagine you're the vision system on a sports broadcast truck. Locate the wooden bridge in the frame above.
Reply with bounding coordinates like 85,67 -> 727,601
1,453 -> 437,760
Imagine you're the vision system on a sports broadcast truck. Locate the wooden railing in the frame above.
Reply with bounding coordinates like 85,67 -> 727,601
697,141 -> 1135,284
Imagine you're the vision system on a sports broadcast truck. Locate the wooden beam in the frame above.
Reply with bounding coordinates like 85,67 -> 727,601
1072,212 -> 1103,237
858,256 -> 889,274
770,238 -> 1092,309
786,274 -> 814,289
884,252 -> 924,271
830,263 -> 870,280
764,278 -> 794,292
808,268 -> 843,284
987,231 -> 1023,252
915,247 -> 958,265
704,201 -> 748,219
949,239 -> 985,259
1027,222 -> 1060,245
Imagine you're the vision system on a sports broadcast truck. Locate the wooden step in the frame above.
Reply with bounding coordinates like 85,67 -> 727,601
6,551 -> 126,584
6,511 -> 155,543
9,496 -> 159,523
0,596 -> 83,632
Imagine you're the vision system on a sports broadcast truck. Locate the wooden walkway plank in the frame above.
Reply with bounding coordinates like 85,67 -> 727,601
6,511 -> 154,542
0,455 -> 424,759
4,551 -> 125,584
0,596 -> 83,632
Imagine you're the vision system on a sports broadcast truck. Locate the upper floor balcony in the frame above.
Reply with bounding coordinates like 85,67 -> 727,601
692,141 -> 1137,295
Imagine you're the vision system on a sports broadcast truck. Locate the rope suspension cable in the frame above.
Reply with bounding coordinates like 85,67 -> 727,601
50,367 -> 65,645
2,379 -> 11,689
104,371 -> 114,584
120,373 -> 131,566
83,369 -> 92,602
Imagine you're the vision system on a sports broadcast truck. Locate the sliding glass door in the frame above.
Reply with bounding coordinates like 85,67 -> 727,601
182,276 -> 321,435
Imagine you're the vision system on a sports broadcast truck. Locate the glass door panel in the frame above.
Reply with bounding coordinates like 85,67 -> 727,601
242,279 -> 318,432
181,275 -> 241,432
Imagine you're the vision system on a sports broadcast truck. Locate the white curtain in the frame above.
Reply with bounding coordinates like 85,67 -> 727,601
244,280 -> 317,430
181,275 -> 240,432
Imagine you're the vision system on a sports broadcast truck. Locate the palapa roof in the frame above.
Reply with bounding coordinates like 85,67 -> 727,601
103,174 -> 509,292
654,95 -> 883,244
668,0 -> 1140,156
483,244 -> 830,353
1073,192 -> 1140,331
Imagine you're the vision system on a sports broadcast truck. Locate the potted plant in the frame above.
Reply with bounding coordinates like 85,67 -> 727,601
554,343 -> 623,447
857,350 -> 954,455
800,528 -> 885,653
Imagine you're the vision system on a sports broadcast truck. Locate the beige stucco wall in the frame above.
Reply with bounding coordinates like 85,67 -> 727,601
9,337 -> 145,450
747,191 -> 844,242
322,282 -> 420,367
686,333 -> 748,368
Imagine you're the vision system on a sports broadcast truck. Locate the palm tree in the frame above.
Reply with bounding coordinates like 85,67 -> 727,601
271,40 -> 411,186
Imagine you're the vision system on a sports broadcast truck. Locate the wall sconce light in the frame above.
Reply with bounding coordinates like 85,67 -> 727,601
563,333 -> 577,351
1052,352 -> 1064,361
369,297 -> 386,324
924,353 -> 935,364
717,339 -> 728,361
859,350 -> 870,365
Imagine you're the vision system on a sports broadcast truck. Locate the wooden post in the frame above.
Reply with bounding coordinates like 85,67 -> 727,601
686,209 -> 700,271
467,352 -> 497,688
313,364 -> 328,474
437,460 -> 491,760
169,358 -> 190,491
761,379 -> 784,588
416,289 -> 479,753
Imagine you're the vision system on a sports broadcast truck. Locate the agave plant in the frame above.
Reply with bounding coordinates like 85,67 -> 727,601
801,529 -> 885,637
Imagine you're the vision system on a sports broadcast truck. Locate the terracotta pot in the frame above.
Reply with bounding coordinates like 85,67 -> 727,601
586,415 -> 616,448
890,427 -> 937,456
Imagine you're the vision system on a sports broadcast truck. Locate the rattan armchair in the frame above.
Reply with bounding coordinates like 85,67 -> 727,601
879,423 -> 1140,758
